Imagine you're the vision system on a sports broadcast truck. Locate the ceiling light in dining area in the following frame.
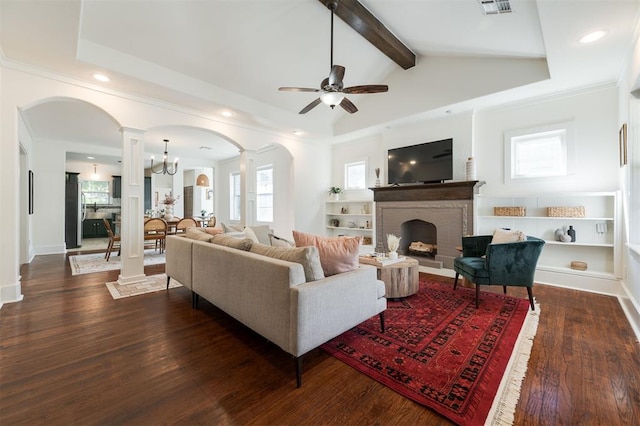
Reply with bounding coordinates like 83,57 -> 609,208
92,73 -> 110,82
91,164 -> 99,180
579,30 -> 608,44
196,174 -> 210,187
150,139 -> 178,175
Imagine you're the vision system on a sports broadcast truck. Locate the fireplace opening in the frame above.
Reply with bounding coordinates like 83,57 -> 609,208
399,219 -> 437,259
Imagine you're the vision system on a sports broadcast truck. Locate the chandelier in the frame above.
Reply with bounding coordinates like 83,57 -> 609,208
150,139 -> 178,175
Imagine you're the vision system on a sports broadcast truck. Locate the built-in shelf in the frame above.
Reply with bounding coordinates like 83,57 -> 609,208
325,198 -> 375,249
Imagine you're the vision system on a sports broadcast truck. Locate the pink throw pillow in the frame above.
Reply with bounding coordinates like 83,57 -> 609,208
292,231 -> 361,276
204,227 -> 224,236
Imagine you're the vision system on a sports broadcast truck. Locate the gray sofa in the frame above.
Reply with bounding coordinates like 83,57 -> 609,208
165,234 -> 387,386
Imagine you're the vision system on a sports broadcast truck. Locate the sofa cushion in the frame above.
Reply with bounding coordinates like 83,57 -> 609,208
211,233 -> 254,251
269,234 -> 294,247
245,225 -> 272,245
292,231 -> 361,276
249,244 -> 325,282
184,227 -> 214,242
491,228 -> 526,244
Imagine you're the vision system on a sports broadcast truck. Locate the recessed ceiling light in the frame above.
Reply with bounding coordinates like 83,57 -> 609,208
293,130 -> 304,136
87,156 -> 95,160
93,73 -> 110,82
221,111 -> 234,117
579,30 -> 607,44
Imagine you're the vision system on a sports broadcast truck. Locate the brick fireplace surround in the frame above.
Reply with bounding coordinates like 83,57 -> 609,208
371,181 -> 484,270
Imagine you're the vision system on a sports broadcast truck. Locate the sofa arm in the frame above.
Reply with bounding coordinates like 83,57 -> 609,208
165,235 -> 194,290
290,265 -> 385,357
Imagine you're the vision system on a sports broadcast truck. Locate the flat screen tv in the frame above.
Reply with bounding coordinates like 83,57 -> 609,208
387,138 -> 453,184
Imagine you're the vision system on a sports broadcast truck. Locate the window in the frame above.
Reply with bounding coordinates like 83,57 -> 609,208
256,165 -> 273,222
81,180 -> 110,204
345,161 -> 366,189
229,172 -> 241,221
505,122 -> 574,182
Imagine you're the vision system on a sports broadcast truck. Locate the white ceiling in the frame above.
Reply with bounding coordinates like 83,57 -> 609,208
2,0 -> 639,166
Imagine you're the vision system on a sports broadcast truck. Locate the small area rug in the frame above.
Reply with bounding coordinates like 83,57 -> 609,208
69,250 -> 165,275
321,278 -> 539,426
105,273 -> 181,300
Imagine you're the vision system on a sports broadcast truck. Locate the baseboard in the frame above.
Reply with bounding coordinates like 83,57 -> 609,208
34,244 -> 67,255
0,281 -> 24,307
534,268 -> 621,297
619,281 -> 640,343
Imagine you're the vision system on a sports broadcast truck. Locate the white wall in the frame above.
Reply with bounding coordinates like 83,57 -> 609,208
474,86 -> 619,196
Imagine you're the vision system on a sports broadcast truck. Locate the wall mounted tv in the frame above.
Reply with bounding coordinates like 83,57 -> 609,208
387,138 -> 453,184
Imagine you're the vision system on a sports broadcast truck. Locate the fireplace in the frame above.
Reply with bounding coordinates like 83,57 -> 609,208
371,181 -> 483,269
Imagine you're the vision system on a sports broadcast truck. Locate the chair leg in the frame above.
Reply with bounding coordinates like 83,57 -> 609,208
166,275 -> 171,289
379,312 -> 385,333
503,285 -> 507,294
476,284 -> 481,308
454,272 -> 459,290
106,242 -> 112,262
527,287 -> 535,311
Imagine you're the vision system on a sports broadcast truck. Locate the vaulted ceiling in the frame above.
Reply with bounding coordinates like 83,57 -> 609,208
1,0 -> 639,163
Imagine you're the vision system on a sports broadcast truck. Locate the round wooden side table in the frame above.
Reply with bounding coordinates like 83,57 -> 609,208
377,258 -> 420,299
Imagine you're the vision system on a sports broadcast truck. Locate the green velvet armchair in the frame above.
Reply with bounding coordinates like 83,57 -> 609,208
453,235 -> 545,310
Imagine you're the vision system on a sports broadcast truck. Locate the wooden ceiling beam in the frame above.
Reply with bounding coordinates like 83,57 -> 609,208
318,0 -> 416,70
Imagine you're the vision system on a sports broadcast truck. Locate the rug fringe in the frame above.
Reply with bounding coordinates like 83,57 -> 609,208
485,299 -> 541,426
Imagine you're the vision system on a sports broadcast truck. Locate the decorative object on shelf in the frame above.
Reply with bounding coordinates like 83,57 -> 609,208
150,139 -> 179,175
361,204 -> 368,214
466,156 -> 477,181
366,220 -> 370,229
570,260 -> 588,271
348,221 -> 357,228
375,167 -> 381,187
555,228 -> 565,241
363,236 -> 372,245
387,233 -> 401,259
560,233 -> 572,243
341,206 -> 348,214
547,206 -> 585,217
328,186 -> 342,201
329,218 -> 340,227
494,206 -> 526,216
567,225 -> 576,242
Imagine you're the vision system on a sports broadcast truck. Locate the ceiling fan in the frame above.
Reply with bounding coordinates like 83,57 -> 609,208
278,0 -> 388,114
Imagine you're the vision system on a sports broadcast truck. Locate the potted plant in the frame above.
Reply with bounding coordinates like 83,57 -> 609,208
328,186 -> 342,200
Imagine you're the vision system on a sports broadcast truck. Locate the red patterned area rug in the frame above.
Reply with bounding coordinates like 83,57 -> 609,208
321,278 -> 540,426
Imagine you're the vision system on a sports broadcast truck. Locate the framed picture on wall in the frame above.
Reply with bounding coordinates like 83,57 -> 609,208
619,123 -> 628,166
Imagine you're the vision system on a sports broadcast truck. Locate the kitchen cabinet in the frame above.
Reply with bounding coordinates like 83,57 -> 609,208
83,218 -> 110,238
112,175 -> 121,198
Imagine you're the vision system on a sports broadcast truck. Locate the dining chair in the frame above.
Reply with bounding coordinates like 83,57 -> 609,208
176,218 -> 198,234
144,218 -> 168,253
103,218 -> 121,261
206,215 -> 217,228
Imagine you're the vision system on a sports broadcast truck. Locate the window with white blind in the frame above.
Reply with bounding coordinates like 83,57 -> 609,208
229,172 -> 241,221
256,165 -> 273,222
505,122 -> 574,183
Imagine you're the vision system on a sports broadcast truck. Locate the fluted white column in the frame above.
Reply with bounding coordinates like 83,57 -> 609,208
118,127 -> 146,284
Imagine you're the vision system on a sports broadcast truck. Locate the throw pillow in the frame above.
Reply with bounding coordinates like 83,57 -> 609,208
211,234 -> 254,251
243,226 -> 260,244
292,231 -> 361,276
184,227 -> 214,242
269,234 -> 294,247
221,222 -> 244,233
245,225 -> 272,245
491,228 -> 526,244
203,227 -> 223,236
249,244 -> 325,282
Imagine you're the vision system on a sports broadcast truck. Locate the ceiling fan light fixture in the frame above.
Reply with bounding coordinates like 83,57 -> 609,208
320,92 -> 344,108
478,0 -> 512,15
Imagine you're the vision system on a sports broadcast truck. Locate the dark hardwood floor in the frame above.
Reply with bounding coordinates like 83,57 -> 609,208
1,252 -> 639,425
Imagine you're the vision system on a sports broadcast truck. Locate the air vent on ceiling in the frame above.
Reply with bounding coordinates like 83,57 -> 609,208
478,0 -> 512,15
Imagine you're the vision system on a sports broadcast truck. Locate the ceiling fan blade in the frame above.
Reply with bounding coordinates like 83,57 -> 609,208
339,97 -> 358,114
279,87 -> 320,92
343,84 -> 389,94
299,98 -> 322,114
329,65 -> 345,87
